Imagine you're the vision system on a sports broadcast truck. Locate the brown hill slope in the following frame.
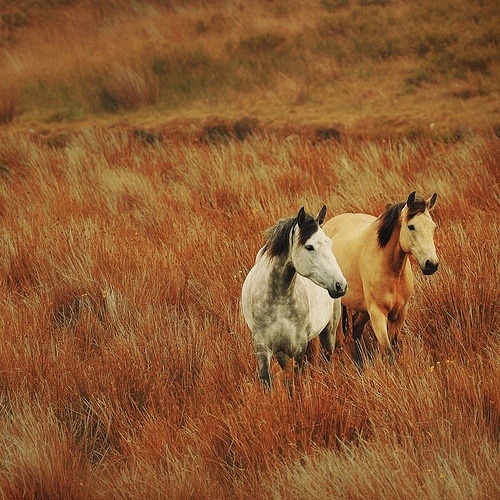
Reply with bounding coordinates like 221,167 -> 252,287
1,0 -> 498,136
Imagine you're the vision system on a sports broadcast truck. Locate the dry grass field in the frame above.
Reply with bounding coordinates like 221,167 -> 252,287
0,0 -> 499,498
0,126 -> 498,498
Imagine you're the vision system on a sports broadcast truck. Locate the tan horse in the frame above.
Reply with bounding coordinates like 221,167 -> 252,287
323,192 -> 438,365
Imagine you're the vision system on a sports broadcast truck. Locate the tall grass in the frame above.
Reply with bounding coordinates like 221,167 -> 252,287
0,127 -> 498,498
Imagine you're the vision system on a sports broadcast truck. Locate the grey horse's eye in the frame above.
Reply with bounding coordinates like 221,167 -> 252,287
305,245 -> 314,251
408,225 -> 415,231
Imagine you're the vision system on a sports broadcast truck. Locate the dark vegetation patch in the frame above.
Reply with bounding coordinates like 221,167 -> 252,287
315,127 -> 342,142
198,117 -> 261,143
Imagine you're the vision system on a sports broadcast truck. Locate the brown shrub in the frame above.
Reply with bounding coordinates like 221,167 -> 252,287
98,64 -> 159,112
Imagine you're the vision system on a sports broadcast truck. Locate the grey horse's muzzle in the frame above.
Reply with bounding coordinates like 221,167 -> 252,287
328,281 -> 347,299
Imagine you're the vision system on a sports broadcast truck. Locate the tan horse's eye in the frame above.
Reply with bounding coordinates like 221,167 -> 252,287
408,225 -> 415,231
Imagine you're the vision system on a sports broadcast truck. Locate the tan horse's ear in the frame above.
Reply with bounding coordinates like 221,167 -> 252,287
427,193 -> 438,210
297,207 -> 306,227
316,205 -> 327,226
406,191 -> 417,206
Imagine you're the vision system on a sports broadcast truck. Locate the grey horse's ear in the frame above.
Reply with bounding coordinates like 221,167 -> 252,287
316,205 -> 327,226
297,207 -> 306,227
427,192 -> 437,210
406,191 -> 416,207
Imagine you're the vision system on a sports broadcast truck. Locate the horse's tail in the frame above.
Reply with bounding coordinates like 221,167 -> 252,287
342,305 -> 349,337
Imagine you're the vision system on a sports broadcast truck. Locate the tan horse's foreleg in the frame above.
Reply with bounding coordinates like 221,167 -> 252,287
352,311 -> 369,366
367,305 -> 395,363
388,303 -> 409,354
319,323 -> 334,363
319,299 -> 341,361
334,305 -> 348,350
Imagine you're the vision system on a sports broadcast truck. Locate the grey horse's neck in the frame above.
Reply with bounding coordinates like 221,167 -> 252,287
268,255 -> 297,295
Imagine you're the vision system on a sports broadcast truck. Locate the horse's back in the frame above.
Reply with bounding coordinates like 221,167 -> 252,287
323,213 -> 375,242
323,213 -> 376,262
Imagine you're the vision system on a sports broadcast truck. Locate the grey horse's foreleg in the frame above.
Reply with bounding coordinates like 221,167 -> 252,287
293,351 -> 306,378
256,346 -> 273,389
276,351 -> 290,370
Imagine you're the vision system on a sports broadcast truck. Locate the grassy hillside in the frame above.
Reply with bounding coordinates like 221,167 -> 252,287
1,0 -> 499,136
0,127 -> 498,498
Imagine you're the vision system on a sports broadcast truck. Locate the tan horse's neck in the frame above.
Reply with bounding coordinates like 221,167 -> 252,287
381,220 -> 409,277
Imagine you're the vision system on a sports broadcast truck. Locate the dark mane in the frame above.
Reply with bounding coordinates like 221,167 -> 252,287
263,212 -> 318,257
377,198 -> 427,247
377,202 -> 405,247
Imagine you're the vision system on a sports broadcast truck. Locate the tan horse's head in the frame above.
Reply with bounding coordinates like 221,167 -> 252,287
399,191 -> 438,275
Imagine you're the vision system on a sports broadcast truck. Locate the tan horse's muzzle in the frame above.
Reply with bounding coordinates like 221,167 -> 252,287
422,259 -> 439,275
